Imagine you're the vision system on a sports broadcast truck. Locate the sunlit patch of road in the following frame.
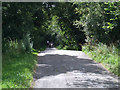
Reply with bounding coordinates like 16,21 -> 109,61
33,48 -> 119,88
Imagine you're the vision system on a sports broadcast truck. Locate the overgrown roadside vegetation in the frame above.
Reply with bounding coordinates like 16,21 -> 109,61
2,41 -> 42,88
83,43 -> 120,77
2,52 -> 37,88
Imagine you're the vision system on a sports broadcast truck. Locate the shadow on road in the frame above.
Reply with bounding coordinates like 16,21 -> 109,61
33,53 -> 119,88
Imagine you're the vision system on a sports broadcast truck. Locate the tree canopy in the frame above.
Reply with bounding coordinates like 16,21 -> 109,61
2,2 -> 120,52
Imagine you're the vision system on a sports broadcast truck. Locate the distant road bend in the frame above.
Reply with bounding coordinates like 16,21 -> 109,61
33,48 -> 119,88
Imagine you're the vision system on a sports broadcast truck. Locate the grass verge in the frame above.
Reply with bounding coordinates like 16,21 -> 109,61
82,43 -> 120,76
2,51 -> 37,88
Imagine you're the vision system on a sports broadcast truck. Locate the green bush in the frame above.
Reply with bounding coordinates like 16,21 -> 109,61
83,43 -> 120,76
57,44 -> 81,51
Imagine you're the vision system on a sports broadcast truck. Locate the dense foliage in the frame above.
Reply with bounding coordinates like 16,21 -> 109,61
74,2 -> 120,46
2,2 -> 120,88
2,2 -> 120,52
2,2 -> 87,51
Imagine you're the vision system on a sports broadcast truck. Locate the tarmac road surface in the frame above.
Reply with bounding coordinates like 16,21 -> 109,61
33,48 -> 119,88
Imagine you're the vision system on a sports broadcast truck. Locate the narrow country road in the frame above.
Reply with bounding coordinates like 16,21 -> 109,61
33,48 -> 119,88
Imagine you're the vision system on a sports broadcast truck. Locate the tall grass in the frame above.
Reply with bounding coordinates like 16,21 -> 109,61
0,82 -> 1,90
2,40 -> 37,88
83,43 -> 120,76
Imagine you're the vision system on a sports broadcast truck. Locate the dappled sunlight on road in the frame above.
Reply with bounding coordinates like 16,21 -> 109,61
34,48 -> 119,88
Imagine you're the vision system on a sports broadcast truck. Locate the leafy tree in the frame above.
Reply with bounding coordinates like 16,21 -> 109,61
74,2 -> 120,46
3,2 -> 119,52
